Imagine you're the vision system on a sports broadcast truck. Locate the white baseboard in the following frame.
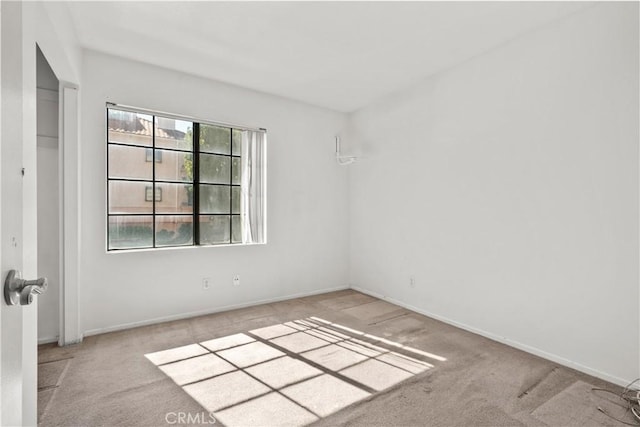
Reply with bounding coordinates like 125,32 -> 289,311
37,336 -> 59,345
83,285 -> 350,338
351,285 -> 633,388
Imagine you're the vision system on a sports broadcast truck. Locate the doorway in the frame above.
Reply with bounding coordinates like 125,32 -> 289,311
36,45 -> 63,422
36,46 -> 60,344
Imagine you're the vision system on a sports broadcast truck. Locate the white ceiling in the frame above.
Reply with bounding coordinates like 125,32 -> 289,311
65,1 -> 589,113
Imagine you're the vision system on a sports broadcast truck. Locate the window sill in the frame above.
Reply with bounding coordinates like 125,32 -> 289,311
106,241 -> 266,255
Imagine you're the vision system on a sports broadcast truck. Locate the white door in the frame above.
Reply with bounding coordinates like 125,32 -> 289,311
1,1 -> 40,425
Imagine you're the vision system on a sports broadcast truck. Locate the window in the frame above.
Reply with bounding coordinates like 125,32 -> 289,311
145,186 -> 162,202
107,106 -> 266,250
145,148 -> 162,163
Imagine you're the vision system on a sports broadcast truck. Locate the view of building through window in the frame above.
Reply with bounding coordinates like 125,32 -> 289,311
107,107 -> 261,250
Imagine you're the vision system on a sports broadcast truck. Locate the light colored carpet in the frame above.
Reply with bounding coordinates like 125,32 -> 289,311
38,290 -> 630,426
531,380 -> 635,426
38,359 -> 69,390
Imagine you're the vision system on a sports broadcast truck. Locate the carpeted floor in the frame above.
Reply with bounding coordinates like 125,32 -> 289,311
38,290 -> 632,426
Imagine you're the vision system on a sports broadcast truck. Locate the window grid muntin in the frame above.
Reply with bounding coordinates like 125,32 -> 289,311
193,123 -> 200,245
108,141 -> 192,154
152,116 -> 157,246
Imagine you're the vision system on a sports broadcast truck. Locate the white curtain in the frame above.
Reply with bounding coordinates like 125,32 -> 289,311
240,130 -> 267,244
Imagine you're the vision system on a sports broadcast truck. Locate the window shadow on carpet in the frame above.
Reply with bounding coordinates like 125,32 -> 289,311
145,316 -> 445,426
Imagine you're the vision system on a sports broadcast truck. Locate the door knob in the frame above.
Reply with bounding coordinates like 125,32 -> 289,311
4,269 -> 48,306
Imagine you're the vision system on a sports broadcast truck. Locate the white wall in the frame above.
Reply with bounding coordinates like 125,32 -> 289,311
79,51 -> 349,335
348,2 -> 639,385
35,2 -> 82,85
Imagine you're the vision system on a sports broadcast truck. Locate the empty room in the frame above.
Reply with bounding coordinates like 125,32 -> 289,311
0,1 -> 638,426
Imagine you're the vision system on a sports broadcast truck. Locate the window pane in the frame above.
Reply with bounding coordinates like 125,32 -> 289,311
156,150 -> 193,182
156,183 -> 193,214
108,145 -> 152,180
108,216 -> 153,249
231,157 -> 241,185
231,186 -> 240,214
232,129 -> 243,155
108,109 -> 153,147
200,125 -> 230,154
155,117 -> 193,150
156,216 -> 193,247
200,154 -> 230,184
231,215 -> 241,243
199,215 -> 230,244
199,185 -> 230,214
109,180 -> 153,214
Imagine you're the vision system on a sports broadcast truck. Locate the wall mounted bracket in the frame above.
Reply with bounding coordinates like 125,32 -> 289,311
336,136 -> 357,166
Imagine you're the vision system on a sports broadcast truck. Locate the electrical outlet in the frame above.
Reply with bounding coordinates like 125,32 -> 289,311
409,275 -> 415,288
233,275 -> 240,286
202,277 -> 211,290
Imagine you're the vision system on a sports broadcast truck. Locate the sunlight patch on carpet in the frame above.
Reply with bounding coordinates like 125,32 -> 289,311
145,317 -> 442,427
